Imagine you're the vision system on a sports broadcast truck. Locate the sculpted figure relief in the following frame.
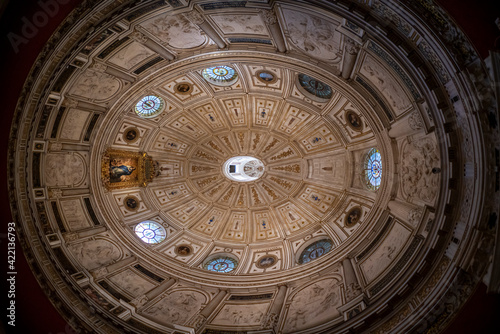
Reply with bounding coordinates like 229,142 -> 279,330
144,290 -> 204,325
141,14 -> 206,49
69,68 -> 120,100
68,239 -> 121,270
284,279 -> 340,333
401,138 -> 440,202
283,10 -> 341,62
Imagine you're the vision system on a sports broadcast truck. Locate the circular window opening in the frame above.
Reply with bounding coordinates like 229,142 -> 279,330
298,73 -> 333,100
203,255 -> 238,273
223,156 -> 265,182
201,65 -> 238,86
134,221 -> 166,244
298,239 -> 333,264
135,95 -> 165,118
364,148 -> 382,191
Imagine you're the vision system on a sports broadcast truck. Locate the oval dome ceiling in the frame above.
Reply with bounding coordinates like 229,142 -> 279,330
7,0 -> 499,333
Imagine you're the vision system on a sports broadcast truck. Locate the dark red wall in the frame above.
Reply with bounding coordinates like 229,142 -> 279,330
0,1 -> 499,333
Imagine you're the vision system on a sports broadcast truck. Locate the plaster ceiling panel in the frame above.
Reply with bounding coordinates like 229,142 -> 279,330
359,220 -> 412,283
210,14 -> 269,37
59,198 -> 93,231
45,152 -> 89,188
58,108 -> 91,141
280,8 -> 342,63
107,41 -> 156,70
67,238 -> 124,271
211,301 -> 271,327
283,278 -> 342,333
139,13 -> 209,49
244,65 -> 284,92
142,290 -> 207,325
67,67 -> 122,102
107,269 -> 157,298
359,54 -> 413,117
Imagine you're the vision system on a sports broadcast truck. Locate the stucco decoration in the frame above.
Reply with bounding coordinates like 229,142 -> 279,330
45,153 -> 87,187
360,221 -> 412,282
108,269 -> 156,298
282,9 -> 341,62
212,302 -> 269,326
360,55 -> 412,116
59,108 -> 91,141
284,278 -> 341,332
68,68 -> 121,101
400,137 -> 440,203
211,14 -> 268,36
108,41 -> 155,70
60,199 -> 92,231
143,290 -> 206,325
67,239 -> 122,270
140,13 -> 207,49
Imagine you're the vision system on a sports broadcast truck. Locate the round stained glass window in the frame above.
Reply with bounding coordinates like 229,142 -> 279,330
135,95 -> 165,118
134,221 -> 166,244
298,74 -> 333,100
202,66 -> 238,86
364,148 -> 382,191
298,239 -> 333,264
203,255 -> 238,273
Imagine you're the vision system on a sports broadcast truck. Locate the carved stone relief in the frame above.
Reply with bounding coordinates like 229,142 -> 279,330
282,9 -> 341,62
108,41 -> 155,70
59,108 -> 91,141
67,239 -> 122,270
359,221 -> 411,282
143,290 -> 205,325
211,14 -> 268,36
360,55 -> 412,116
60,199 -> 92,231
108,269 -> 156,298
211,302 -> 269,326
45,153 -> 87,187
68,68 -> 121,101
400,137 -> 440,203
140,13 -> 207,49
284,278 -> 341,332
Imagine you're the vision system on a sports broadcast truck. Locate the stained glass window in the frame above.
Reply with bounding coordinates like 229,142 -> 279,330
203,255 -> 238,273
134,95 -> 165,118
298,239 -> 333,264
298,74 -> 333,99
364,148 -> 382,191
202,66 -> 238,86
134,221 -> 166,244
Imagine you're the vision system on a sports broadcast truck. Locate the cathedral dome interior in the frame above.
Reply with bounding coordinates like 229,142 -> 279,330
3,0 -> 500,333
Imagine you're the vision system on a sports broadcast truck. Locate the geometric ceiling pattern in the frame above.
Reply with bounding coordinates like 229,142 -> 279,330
7,0 -> 499,333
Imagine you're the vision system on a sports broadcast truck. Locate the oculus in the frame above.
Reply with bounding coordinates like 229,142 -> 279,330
124,196 -> 139,211
298,239 -> 333,264
203,255 -> 238,273
174,82 -> 192,94
256,70 -> 277,84
134,221 -> 166,244
123,127 -> 139,143
345,206 -> 362,227
345,110 -> 363,131
364,148 -> 382,191
223,156 -> 265,182
134,95 -> 165,118
202,65 -> 238,86
175,245 -> 193,256
298,73 -> 333,100
256,255 -> 277,268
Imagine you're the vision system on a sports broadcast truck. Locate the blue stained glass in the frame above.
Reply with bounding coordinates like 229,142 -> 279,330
299,239 -> 333,264
202,66 -> 238,85
204,256 -> 238,273
134,221 -> 166,244
364,148 -> 382,190
298,74 -> 333,99
135,95 -> 165,118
